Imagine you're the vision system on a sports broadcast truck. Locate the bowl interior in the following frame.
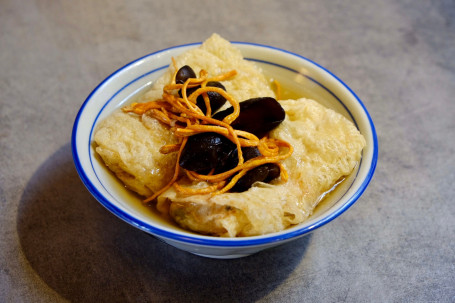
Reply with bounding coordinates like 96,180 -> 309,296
72,42 -> 377,246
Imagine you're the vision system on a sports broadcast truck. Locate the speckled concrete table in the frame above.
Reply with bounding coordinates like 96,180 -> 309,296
1,1 -> 454,302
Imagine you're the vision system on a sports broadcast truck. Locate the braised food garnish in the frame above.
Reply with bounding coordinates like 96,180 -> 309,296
123,62 -> 293,203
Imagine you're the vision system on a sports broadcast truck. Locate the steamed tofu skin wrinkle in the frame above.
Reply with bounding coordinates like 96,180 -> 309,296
94,113 -> 179,197
93,33 -> 366,237
141,34 -> 275,103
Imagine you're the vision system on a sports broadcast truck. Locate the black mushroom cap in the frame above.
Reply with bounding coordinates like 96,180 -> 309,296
195,81 -> 227,115
229,163 -> 281,192
179,132 -> 237,174
212,97 -> 285,138
175,65 -> 197,84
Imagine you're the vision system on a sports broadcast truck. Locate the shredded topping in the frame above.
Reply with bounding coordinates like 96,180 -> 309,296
122,59 -> 293,203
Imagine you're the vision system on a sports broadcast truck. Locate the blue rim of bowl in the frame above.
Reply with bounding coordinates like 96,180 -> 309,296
72,41 -> 378,247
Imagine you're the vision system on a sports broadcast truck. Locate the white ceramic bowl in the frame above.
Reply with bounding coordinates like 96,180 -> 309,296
72,41 -> 378,259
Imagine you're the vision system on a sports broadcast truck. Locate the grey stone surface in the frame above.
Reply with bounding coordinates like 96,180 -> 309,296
1,0 -> 454,302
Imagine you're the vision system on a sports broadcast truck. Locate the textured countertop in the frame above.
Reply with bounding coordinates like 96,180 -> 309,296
1,1 -> 454,302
